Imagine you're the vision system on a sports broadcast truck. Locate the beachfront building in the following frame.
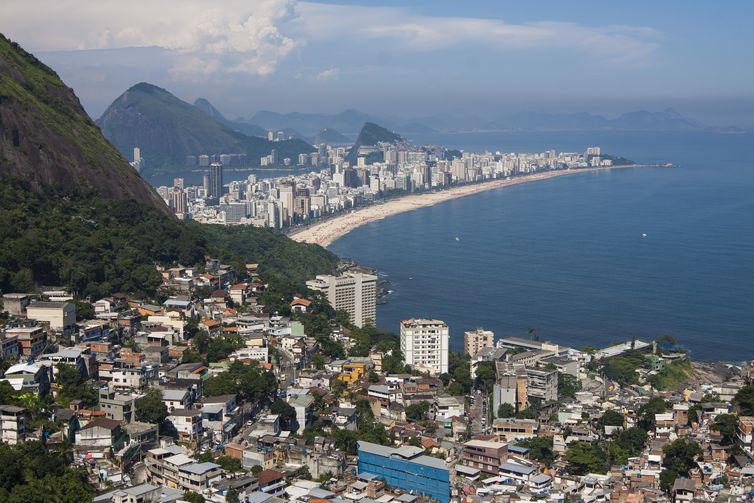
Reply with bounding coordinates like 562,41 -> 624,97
464,327 -> 494,356
357,441 -> 451,503
306,272 -> 377,328
400,318 -> 449,375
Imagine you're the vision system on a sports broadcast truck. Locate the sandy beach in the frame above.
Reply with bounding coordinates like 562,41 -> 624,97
289,166 -> 645,247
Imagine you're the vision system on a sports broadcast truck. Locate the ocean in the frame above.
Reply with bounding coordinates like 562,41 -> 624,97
328,131 -> 754,361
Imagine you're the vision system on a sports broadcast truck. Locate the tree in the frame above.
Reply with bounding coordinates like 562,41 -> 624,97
473,361 -> 496,391
688,403 -> 701,425
271,400 -> 297,430
497,403 -> 515,418
637,396 -> 668,431
55,363 -> 98,407
615,427 -> 648,455
662,439 -> 702,476
182,349 -> 202,364
733,385 -> 754,416
565,441 -> 609,475
74,300 -> 94,321
215,456 -> 243,473
226,487 -> 239,503
0,442 -> 92,501
659,469 -> 678,494
183,492 -> 206,503
299,465 -> 312,480
405,402 -> 431,422
136,388 -> 168,425
251,465 -> 263,475
519,437 -> 554,466
599,410 -> 624,429
312,354 -> 325,370
601,351 -> 646,386
558,373 -> 581,400
712,414 -> 737,445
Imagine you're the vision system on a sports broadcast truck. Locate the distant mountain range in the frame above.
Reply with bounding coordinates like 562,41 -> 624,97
244,106 -> 741,137
96,84 -> 314,175
193,97 -> 268,138
482,108 -> 705,132
93,83 -> 740,177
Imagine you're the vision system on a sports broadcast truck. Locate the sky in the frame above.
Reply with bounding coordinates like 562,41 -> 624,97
3,0 -> 753,126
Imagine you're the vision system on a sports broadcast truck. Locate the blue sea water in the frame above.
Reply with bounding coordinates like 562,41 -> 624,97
328,131 -> 754,361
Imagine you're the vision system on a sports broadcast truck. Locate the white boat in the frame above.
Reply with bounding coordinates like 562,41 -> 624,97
455,236 -> 460,241
641,233 -> 648,238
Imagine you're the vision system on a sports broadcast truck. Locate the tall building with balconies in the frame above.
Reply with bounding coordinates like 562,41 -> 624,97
306,273 -> 377,328
400,319 -> 449,375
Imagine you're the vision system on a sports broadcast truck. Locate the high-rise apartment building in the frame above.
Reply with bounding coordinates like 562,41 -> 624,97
171,188 -> 187,215
306,273 -> 377,328
208,162 -> 224,198
400,319 -> 449,375
464,328 -> 494,357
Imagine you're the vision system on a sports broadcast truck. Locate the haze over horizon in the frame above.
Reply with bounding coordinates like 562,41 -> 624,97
3,0 -> 753,128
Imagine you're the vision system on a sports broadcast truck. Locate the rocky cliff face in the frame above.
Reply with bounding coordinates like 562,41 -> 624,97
0,34 -> 169,214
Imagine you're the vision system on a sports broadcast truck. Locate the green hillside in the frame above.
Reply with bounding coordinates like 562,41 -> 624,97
0,35 -> 337,298
96,83 -> 314,175
0,35 -> 167,211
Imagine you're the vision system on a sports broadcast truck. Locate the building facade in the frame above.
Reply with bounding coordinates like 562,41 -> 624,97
464,328 -> 494,357
462,439 -> 508,475
306,273 -> 377,328
357,441 -> 450,503
400,319 -> 449,375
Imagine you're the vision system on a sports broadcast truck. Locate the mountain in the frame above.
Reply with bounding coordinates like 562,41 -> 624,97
0,35 -> 336,299
193,97 -> 268,138
96,83 -> 314,175
251,108 -> 376,136
481,109 -> 705,132
611,108 -> 702,130
346,122 -> 402,164
0,35 -> 167,212
312,128 -> 351,144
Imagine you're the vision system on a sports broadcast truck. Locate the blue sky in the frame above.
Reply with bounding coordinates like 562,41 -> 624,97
3,0 -> 753,126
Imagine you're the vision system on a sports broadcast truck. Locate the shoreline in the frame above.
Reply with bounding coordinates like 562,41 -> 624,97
289,164 -> 666,247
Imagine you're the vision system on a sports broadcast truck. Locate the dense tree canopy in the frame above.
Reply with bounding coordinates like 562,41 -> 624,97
136,388 -> 168,425
498,403 -> 515,418
565,441 -> 609,475
0,441 -> 92,502
558,373 -> 581,400
734,386 -> 754,416
519,437 -> 555,466
712,414 -> 738,445
203,361 -> 277,402
405,402 -> 431,422
0,181 -> 337,298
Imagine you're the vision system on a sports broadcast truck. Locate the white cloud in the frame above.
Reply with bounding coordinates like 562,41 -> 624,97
291,2 -> 659,65
1,0 -> 659,85
2,0 -> 298,77
315,67 -> 340,81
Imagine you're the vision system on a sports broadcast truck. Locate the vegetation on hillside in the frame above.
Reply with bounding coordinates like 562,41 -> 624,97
0,180 -> 337,298
0,441 -> 93,502
0,34 -> 166,209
